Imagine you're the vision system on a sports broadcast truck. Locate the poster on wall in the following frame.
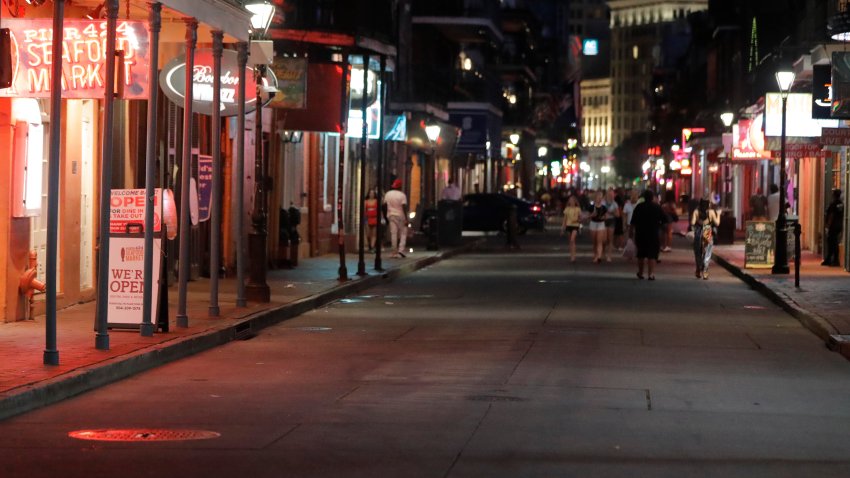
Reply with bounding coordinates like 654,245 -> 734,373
832,52 -> 850,118
110,189 -> 164,234
106,235 -> 162,328
0,18 -> 151,99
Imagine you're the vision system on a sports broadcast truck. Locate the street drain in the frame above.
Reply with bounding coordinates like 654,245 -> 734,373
69,429 -> 220,442
466,395 -> 525,403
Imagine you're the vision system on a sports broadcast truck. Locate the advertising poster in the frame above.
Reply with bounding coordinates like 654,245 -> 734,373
832,52 -> 850,118
106,235 -> 162,327
110,188 -> 163,234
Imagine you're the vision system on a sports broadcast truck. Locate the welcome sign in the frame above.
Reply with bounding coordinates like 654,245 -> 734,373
0,18 -> 150,99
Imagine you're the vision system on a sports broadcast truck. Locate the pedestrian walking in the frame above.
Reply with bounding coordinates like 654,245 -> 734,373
589,191 -> 608,263
749,188 -> 768,220
383,179 -> 409,258
365,188 -> 379,253
660,190 -> 677,252
690,198 -> 720,280
823,189 -> 844,266
622,189 -> 640,240
604,188 -> 621,256
561,195 -> 582,262
630,190 -> 664,280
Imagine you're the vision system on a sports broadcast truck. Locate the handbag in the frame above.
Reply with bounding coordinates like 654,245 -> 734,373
622,238 -> 636,260
701,223 -> 713,244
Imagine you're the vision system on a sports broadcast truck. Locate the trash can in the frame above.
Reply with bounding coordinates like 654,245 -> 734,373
437,200 -> 463,247
715,210 -> 736,245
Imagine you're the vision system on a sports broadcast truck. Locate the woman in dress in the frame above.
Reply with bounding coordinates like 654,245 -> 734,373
561,195 -> 582,262
690,198 -> 720,279
365,188 -> 379,252
630,190 -> 665,280
589,191 -> 608,263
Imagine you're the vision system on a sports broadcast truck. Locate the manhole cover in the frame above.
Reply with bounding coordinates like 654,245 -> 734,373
466,395 -> 525,403
295,326 -> 332,332
69,429 -> 220,442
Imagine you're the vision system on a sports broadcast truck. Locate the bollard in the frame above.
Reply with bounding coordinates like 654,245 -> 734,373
288,206 -> 301,267
424,209 -> 439,251
794,222 -> 801,288
506,204 -> 520,250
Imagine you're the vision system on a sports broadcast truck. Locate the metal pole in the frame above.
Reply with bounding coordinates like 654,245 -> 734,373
140,2 -> 161,338
44,0 -> 66,364
337,54 -> 350,281
246,63 -> 270,302
209,30 -> 223,316
177,20 -> 197,327
794,222 -> 801,288
374,55 -> 386,272
357,55 -> 369,276
94,0 -> 119,351
235,42 -> 248,307
772,95 -> 790,274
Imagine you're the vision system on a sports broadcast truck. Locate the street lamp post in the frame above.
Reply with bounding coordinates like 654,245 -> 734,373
244,0 -> 275,302
720,111 -> 734,208
772,69 -> 795,275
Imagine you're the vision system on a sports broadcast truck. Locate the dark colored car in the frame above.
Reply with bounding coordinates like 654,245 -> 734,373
461,193 -> 546,234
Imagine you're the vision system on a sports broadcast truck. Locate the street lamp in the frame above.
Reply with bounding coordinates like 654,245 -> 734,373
772,68 -> 795,274
720,111 -> 734,128
509,133 -> 520,145
245,0 -> 275,302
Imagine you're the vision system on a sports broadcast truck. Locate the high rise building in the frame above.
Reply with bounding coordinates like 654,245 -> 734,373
607,1 -> 708,149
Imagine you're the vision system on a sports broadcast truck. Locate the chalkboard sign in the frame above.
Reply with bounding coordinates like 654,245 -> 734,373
745,221 -> 774,268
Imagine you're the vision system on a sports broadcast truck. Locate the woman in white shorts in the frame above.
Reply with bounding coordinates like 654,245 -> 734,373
589,191 -> 608,263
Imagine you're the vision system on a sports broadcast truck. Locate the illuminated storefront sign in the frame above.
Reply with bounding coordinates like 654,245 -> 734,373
269,57 -> 307,109
765,93 -> 838,137
0,18 -> 150,99
731,118 -> 770,160
346,66 -> 381,139
160,49 -> 277,117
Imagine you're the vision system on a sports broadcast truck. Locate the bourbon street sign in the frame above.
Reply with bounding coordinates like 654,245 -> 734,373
159,48 -> 277,117
0,18 -> 150,99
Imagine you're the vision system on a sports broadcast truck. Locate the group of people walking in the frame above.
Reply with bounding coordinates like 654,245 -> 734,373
560,188 -> 720,281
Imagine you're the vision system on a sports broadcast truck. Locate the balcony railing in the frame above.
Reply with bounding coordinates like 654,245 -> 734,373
280,0 -> 395,42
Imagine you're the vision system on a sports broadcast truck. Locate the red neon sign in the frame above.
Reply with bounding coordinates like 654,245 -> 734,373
0,18 -> 150,99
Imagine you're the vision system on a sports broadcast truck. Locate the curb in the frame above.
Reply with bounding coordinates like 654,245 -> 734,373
713,254 -> 840,345
0,240 -> 481,421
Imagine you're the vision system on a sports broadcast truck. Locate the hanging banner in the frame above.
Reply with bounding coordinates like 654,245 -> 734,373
197,154 -> 213,222
269,57 -> 307,109
0,18 -> 150,99
160,49 -> 277,116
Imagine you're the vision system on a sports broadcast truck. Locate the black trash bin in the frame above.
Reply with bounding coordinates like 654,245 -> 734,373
715,210 -> 736,245
437,200 -> 463,247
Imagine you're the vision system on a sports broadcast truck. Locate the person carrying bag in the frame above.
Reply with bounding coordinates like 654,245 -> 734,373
690,198 -> 720,280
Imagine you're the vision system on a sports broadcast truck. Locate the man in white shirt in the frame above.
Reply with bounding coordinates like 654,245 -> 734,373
383,179 -> 409,258
441,180 -> 462,201
767,184 -> 780,220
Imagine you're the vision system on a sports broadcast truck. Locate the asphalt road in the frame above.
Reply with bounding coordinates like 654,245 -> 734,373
3,231 -> 850,477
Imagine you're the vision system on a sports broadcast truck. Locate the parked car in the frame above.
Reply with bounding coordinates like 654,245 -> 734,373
461,193 -> 546,234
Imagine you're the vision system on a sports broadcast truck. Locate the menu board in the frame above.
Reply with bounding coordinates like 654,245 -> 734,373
745,221 -> 775,268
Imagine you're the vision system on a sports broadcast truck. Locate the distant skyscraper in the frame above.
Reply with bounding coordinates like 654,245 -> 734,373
607,1 -> 707,148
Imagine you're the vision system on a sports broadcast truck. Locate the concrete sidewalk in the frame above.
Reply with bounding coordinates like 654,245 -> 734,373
0,238 -> 481,421
712,243 -> 850,358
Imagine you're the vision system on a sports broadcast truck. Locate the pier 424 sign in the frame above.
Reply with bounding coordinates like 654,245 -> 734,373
0,18 -> 151,99
160,49 -> 277,117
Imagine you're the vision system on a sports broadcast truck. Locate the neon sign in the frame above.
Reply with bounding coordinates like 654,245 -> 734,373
160,49 -> 277,117
0,18 -> 150,99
